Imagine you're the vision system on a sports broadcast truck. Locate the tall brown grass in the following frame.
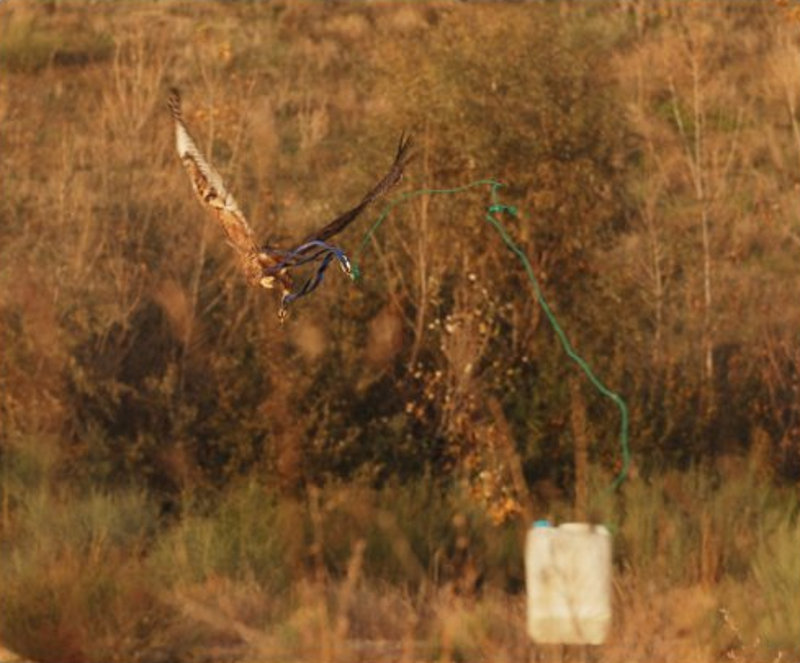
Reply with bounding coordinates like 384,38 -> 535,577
2,453 -> 798,661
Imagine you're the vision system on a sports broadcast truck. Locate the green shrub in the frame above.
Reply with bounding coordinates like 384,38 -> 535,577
751,514 -> 800,651
0,12 -> 112,74
151,480 -> 292,593
0,486 -> 181,663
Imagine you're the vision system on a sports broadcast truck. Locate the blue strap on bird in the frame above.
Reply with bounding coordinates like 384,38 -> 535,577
263,239 -> 355,307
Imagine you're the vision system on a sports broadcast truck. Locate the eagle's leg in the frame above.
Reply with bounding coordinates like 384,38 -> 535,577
277,283 -> 293,324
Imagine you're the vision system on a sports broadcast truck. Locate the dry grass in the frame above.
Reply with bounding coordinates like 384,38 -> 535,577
1,462 -> 798,662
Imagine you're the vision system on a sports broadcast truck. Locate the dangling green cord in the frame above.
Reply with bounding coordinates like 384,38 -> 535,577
483,183 -> 630,491
355,179 -> 630,491
350,179 -> 504,280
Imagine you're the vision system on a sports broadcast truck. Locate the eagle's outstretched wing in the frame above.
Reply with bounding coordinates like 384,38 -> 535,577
298,132 -> 414,248
170,88 -> 412,318
168,88 -> 265,286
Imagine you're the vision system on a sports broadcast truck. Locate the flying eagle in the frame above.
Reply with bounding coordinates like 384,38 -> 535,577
168,88 -> 412,320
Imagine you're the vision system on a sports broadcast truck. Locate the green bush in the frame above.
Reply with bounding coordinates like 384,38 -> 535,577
0,485 -> 180,663
151,480 -> 292,593
0,11 -> 112,74
751,514 -> 800,651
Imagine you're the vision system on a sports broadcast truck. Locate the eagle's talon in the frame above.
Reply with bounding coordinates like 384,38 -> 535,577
278,304 -> 289,324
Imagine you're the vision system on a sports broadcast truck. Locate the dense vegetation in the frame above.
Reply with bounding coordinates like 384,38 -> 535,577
1,2 -> 799,661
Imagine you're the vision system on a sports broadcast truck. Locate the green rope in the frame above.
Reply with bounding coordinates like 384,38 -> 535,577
351,179 -> 503,279
355,179 -> 630,491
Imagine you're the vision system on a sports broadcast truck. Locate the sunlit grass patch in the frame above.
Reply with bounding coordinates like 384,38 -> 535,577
750,513 -> 800,652
0,10 -> 113,74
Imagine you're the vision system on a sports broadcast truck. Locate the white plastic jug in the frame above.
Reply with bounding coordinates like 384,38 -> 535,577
525,521 -> 612,645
